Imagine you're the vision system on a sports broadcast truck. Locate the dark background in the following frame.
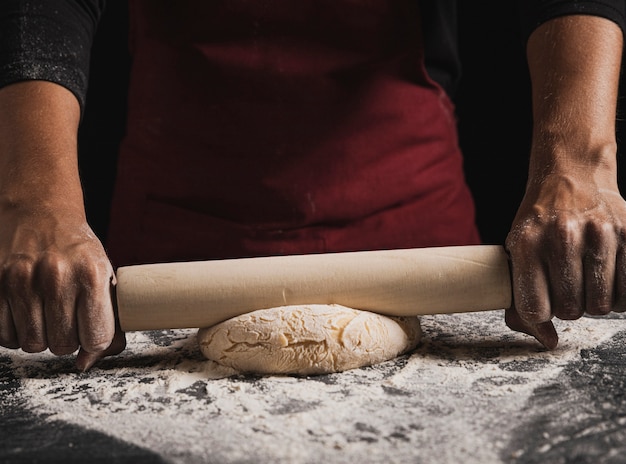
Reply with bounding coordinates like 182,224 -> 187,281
77,3 -> 626,247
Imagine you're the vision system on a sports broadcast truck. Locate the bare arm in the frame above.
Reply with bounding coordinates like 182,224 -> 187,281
505,15 -> 625,347
0,80 -> 124,370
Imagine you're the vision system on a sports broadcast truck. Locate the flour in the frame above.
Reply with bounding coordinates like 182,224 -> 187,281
2,311 -> 625,463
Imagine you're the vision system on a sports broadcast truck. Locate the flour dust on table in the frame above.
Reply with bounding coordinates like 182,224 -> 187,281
3,312 -> 626,463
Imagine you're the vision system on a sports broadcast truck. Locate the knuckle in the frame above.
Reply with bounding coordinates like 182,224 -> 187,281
38,252 -> 71,285
76,259 -> 112,290
2,256 -> 36,290
506,225 -> 540,253
584,221 -> 613,244
542,220 -> 582,257
553,216 -> 580,240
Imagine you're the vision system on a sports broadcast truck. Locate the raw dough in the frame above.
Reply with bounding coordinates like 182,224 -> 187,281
197,304 -> 421,375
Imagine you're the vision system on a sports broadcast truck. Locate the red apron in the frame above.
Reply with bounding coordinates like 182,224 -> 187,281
106,1 -> 481,266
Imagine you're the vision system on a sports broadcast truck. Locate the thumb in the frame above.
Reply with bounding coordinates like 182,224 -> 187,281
505,307 -> 559,350
76,328 -> 127,372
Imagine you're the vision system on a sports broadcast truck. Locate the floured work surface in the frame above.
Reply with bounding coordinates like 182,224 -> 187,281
2,310 -> 626,464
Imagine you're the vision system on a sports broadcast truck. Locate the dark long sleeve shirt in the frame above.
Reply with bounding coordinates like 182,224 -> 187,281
0,0 -> 624,110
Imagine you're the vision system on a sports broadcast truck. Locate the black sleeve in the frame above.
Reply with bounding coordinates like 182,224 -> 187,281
0,0 -> 106,110
518,0 -> 626,44
419,0 -> 461,98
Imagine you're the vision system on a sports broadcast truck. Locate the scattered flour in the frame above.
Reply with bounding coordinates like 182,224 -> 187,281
2,311 -> 625,463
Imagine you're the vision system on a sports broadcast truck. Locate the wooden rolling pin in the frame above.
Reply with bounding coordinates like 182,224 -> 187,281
116,244 -> 512,331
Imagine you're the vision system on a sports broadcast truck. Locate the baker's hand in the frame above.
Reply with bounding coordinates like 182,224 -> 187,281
0,206 -> 125,370
504,166 -> 626,349
506,13 -> 625,349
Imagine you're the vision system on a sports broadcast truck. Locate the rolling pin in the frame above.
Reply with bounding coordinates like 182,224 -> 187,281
116,244 -> 512,331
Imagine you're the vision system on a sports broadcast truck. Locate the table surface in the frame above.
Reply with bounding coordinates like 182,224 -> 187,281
2,310 -> 626,464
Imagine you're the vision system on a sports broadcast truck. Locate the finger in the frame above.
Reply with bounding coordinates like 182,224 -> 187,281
43,296 -> 79,356
76,276 -> 125,371
76,328 -> 126,372
583,231 -> 615,316
509,248 -> 552,325
505,307 -> 559,350
548,245 -> 584,321
4,258 -> 47,353
37,255 -> 79,356
0,297 -> 19,349
508,246 -> 558,348
75,262 -> 116,354
613,243 -> 626,312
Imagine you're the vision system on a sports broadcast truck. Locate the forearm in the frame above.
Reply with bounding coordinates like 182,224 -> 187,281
0,80 -> 122,369
526,15 -> 623,183
0,81 -> 85,215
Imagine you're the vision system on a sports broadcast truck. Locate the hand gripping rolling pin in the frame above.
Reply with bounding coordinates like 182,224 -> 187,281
115,245 -> 512,331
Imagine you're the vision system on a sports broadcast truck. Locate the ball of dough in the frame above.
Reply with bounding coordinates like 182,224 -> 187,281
197,304 -> 421,375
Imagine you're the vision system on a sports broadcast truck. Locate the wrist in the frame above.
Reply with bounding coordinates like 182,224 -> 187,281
527,137 -> 618,190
